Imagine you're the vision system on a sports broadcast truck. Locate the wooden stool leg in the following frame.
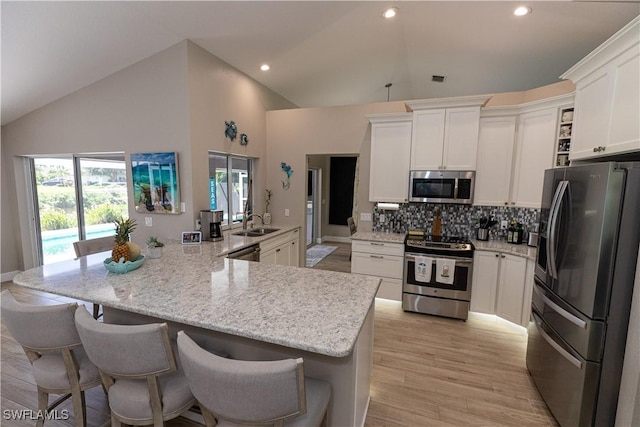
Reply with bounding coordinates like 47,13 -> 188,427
37,389 -> 48,427
93,304 -> 101,319
71,390 -> 86,427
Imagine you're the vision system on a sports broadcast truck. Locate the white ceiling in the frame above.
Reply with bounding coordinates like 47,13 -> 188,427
2,1 -> 639,125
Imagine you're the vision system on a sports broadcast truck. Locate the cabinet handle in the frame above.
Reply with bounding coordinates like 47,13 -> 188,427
370,255 -> 384,259
276,249 -> 281,252
511,202 -> 516,205
370,242 -> 384,246
291,242 -> 295,245
504,202 -> 508,205
501,254 -> 506,258
495,254 -> 499,258
293,229 -> 298,233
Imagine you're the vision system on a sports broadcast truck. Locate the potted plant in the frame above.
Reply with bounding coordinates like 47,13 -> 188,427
146,236 -> 165,259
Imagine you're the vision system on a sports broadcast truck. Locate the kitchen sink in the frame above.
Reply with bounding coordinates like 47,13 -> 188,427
233,228 -> 280,237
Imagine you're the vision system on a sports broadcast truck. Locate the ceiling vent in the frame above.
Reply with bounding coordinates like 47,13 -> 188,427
432,75 -> 446,83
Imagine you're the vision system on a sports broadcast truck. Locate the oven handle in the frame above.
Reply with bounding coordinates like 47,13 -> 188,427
404,253 -> 473,265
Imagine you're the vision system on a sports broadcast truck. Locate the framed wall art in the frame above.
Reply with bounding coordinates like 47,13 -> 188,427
131,152 -> 181,214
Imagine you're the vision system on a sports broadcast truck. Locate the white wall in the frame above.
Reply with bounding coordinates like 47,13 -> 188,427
1,40 -> 295,273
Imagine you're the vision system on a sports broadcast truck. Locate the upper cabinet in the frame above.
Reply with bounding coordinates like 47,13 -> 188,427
367,113 -> 412,203
562,16 -> 639,160
406,96 -> 490,171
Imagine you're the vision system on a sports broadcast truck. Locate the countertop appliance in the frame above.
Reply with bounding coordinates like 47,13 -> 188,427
409,170 -> 475,204
402,233 -> 474,320
527,232 -> 539,247
226,244 -> 260,261
526,162 -> 640,427
200,210 -> 224,242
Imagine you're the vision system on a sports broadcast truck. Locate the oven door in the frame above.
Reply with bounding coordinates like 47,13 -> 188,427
403,252 -> 473,301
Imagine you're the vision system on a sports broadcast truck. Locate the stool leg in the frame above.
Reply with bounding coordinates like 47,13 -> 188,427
37,389 -> 48,427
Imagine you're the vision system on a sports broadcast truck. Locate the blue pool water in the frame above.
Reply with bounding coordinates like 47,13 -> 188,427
43,224 -> 114,264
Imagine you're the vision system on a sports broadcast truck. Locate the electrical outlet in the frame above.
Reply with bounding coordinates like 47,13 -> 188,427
501,220 -> 508,230
180,202 -> 186,213
284,208 -> 290,217
145,217 -> 152,227
360,212 -> 372,222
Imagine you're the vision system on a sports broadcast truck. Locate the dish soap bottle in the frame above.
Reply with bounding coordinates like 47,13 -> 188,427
432,208 -> 442,238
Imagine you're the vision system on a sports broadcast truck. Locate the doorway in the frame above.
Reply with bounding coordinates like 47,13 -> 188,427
306,167 -> 321,246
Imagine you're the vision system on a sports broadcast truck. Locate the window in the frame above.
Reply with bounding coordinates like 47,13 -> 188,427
208,153 -> 253,226
31,154 -> 129,265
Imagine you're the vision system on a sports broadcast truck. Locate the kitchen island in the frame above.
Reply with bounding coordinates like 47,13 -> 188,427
13,242 -> 380,427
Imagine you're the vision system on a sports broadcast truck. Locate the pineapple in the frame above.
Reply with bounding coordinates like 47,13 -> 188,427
112,217 -> 137,262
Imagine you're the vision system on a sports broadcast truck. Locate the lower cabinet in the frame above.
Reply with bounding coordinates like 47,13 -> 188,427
260,228 -> 300,267
351,240 -> 404,301
471,250 -> 534,327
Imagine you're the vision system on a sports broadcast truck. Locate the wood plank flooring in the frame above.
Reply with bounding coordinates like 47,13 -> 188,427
1,277 -> 557,427
307,241 -> 352,273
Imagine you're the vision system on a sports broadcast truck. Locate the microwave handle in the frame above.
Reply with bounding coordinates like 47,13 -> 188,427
453,178 -> 459,200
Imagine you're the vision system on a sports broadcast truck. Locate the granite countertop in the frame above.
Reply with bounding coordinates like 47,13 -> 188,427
351,230 -> 405,244
13,237 -> 380,358
205,224 -> 300,256
472,239 -> 537,261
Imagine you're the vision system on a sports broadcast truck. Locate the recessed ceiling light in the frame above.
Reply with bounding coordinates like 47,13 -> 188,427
260,64 -> 270,71
383,7 -> 398,19
514,6 -> 532,16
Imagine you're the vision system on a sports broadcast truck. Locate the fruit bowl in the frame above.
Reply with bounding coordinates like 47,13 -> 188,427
103,255 -> 145,274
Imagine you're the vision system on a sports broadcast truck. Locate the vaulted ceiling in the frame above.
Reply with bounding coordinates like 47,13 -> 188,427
2,1 -> 639,125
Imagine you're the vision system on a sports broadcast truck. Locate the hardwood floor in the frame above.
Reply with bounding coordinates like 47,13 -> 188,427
307,241 -> 352,273
1,280 -> 557,427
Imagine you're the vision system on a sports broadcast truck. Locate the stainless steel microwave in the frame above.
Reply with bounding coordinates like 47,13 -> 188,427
409,170 -> 475,204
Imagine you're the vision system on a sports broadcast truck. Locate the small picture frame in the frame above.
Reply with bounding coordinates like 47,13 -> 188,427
181,231 -> 202,245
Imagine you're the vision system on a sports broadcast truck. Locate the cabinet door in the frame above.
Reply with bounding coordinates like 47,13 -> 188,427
470,251 -> 500,314
571,69 -> 613,160
608,46 -> 640,155
369,121 -> 412,202
521,260 -> 535,326
496,254 -> 527,325
474,116 -> 516,206
274,242 -> 291,266
377,278 -> 402,301
261,248 -> 277,265
443,107 -> 481,170
511,109 -> 556,208
289,238 -> 299,267
410,110 -> 445,170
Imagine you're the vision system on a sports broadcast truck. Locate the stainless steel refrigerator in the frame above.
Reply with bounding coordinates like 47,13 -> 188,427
527,161 -> 640,427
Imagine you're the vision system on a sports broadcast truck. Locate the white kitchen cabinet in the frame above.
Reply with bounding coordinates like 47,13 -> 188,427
410,106 -> 482,171
367,113 -> 412,203
474,114 -> 517,206
562,17 -> 639,161
260,228 -> 300,267
510,108 -> 557,208
471,250 -> 531,327
351,240 -> 404,301
470,251 -> 500,314
495,254 -> 528,326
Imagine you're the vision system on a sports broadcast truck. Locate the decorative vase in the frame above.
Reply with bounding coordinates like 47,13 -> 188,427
263,213 -> 272,225
147,246 -> 163,259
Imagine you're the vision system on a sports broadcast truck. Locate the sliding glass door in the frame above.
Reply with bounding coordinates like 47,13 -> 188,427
32,154 -> 128,265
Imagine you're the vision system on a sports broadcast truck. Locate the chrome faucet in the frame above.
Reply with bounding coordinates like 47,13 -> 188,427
242,213 -> 263,230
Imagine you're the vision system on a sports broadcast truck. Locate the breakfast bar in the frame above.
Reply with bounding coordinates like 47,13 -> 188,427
13,242 -> 381,427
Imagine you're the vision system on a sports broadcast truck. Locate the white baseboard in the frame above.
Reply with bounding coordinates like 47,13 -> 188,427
322,236 -> 352,243
1,271 -> 21,283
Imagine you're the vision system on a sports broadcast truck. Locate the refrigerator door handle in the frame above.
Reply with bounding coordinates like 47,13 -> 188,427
548,180 -> 569,279
533,283 -> 587,329
532,312 -> 584,370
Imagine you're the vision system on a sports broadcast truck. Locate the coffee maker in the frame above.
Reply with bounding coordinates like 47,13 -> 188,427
200,210 -> 224,242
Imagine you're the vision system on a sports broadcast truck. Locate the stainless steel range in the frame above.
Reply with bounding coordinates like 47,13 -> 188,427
402,232 -> 474,320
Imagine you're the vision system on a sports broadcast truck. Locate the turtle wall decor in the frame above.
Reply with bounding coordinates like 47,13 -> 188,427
224,121 -> 238,141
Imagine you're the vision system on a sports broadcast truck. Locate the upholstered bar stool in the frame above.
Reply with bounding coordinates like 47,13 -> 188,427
74,306 -> 195,427
177,331 -> 331,427
72,236 -> 115,319
0,290 -> 101,427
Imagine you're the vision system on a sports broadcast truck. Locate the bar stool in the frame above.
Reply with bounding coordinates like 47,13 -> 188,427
177,331 -> 331,427
74,307 -> 195,426
72,236 -> 114,319
0,290 -> 101,427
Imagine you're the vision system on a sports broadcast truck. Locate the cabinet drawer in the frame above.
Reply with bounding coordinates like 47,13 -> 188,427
377,278 -> 402,301
352,240 -> 403,257
260,228 -> 299,252
351,252 -> 403,279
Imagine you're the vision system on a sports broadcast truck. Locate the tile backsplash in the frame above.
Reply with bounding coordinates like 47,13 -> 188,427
373,203 -> 540,240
